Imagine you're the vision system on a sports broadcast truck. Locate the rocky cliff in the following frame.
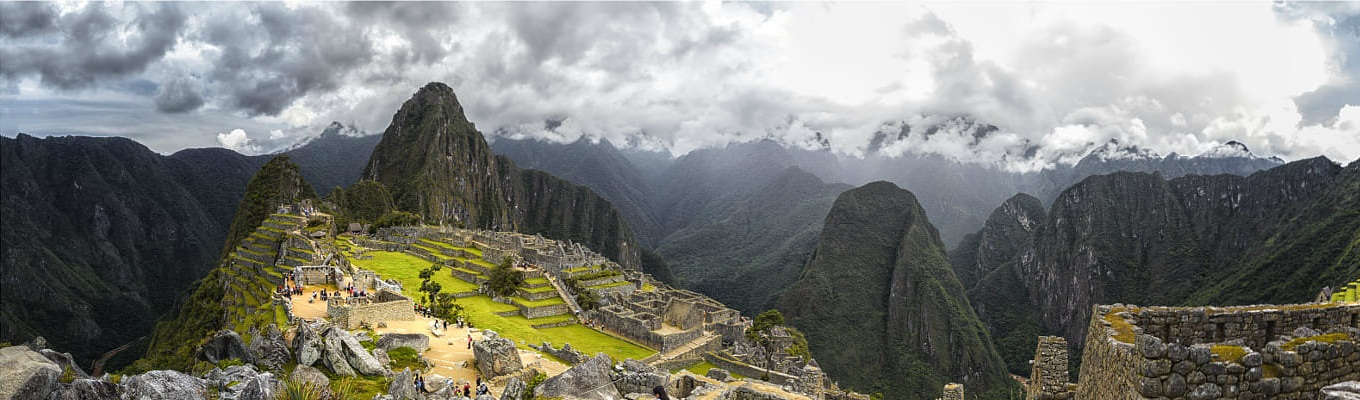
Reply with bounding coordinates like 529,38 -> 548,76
0,135 -> 254,369
1016,157 -> 1359,354
949,193 -> 1046,375
133,155 -> 317,372
778,181 -> 1015,399
361,82 -> 653,272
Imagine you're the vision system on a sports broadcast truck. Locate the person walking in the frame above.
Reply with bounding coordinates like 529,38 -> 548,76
653,386 -> 670,400
467,334 -> 473,349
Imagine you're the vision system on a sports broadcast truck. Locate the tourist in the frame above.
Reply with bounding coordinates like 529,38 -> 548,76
653,386 -> 670,400
442,319 -> 447,330
463,383 -> 471,397
467,334 -> 473,349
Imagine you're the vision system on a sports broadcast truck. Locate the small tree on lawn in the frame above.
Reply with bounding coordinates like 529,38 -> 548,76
487,255 -> 524,297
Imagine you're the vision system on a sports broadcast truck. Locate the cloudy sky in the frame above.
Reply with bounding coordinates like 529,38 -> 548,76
2,1 -> 1357,171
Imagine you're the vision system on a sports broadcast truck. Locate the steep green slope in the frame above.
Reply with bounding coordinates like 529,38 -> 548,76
132,155 -> 317,372
949,193 -> 1046,375
661,168 -> 849,313
361,82 -> 652,272
1015,157 -> 1357,353
779,181 -> 1015,400
0,135 -> 247,368
219,155 -> 318,258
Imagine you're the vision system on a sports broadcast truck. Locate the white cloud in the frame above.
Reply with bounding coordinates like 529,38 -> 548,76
215,128 -> 259,154
2,1 -> 1357,167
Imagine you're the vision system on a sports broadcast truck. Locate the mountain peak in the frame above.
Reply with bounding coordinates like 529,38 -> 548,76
1200,140 -> 1256,159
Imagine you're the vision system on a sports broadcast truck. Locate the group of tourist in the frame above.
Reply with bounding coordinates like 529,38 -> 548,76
276,284 -> 303,297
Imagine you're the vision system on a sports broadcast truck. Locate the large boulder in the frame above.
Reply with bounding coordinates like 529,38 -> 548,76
533,354 -> 620,400
121,370 -> 208,400
38,349 -> 90,381
614,359 -> 669,396
197,330 -> 253,364
205,365 -> 283,400
249,324 -> 291,372
472,331 -> 522,379
44,378 -> 119,400
387,369 -> 418,400
500,377 -> 526,400
0,345 -> 61,400
293,322 -> 325,367
288,365 -> 330,389
338,332 -> 386,376
1323,381 -> 1360,400
321,334 -> 356,376
377,333 -> 430,353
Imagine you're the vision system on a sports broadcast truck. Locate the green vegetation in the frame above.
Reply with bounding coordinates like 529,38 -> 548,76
328,180 -> 396,227
487,256 -> 526,297
678,361 -> 746,379
278,379 -> 327,400
369,211 -> 421,233
345,249 -> 652,361
1281,333 -> 1352,351
387,346 -> 423,371
1211,345 -> 1247,363
220,155 -> 317,259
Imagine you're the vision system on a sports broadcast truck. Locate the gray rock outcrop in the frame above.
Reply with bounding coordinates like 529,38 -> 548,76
121,370 -> 208,400
249,324 -> 291,371
38,349 -> 90,381
339,331 -> 386,376
0,345 -> 61,400
533,354 -> 620,400
198,330 -> 252,364
321,334 -> 356,376
1323,381 -> 1360,400
288,365 -> 330,389
472,331 -> 522,379
500,377 -> 526,400
293,322 -> 325,367
204,365 -> 282,400
44,378 -> 119,400
373,348 -> 392,366
614,359 -> 668,396
387,369 -> 418,400
378,333 -> 430,353
706,368 -> 732,382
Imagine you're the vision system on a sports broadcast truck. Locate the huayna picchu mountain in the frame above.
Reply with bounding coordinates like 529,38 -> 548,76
132,155 -> 319,372
361,82 -> 666,278
778,181 -> 1017,400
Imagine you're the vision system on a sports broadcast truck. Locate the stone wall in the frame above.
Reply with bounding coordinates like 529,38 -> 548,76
1074,303 -> 1360,400
703,352 -> 798,386
1074,305 -> 1143,400
664,300 -> 707,331
297,266 -> 338,286
1027,336 -> 1074,400
1131,304 -> 1360,350
520,303 -> 570,319
326,289 -> 416,329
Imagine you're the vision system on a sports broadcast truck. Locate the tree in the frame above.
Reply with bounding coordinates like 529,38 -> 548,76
418,264 -> 443,305
487,256 -> 524,297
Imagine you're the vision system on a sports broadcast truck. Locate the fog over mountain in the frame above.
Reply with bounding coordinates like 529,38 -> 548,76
3,2 -> 1357,170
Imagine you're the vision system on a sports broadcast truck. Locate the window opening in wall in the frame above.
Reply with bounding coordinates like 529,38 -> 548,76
1215,322 -> 1226,342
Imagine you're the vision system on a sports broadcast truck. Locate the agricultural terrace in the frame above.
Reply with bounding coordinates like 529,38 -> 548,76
337,236 -> 654,362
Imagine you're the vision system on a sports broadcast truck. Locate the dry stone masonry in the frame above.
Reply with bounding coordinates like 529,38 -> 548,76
1034,302 -> 1360,400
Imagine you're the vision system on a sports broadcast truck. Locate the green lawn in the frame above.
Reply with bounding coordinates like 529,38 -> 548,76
586,281 -> 633,289
677,361 -> 746,379
524,277 -> 549,286
344,250 -> 653,362
418,238 -> 484,257
411,244 -> 454,261
510,296 -> 566,308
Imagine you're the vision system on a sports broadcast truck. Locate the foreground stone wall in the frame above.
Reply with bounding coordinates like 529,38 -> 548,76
1132,304 -> 1360,350
1075,305 -> 1143,400
1074,303 -> 1360,400
1028,336 -> 1074,400
703,352 -> 798,386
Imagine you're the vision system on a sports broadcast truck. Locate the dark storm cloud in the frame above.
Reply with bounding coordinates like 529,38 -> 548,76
345,2 -> 462,65
154,76 -> 205,113
1278,3 -> 1360,125
0,3 -> 185,90
198,4 -> 374,116
0,2 -> 59,37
